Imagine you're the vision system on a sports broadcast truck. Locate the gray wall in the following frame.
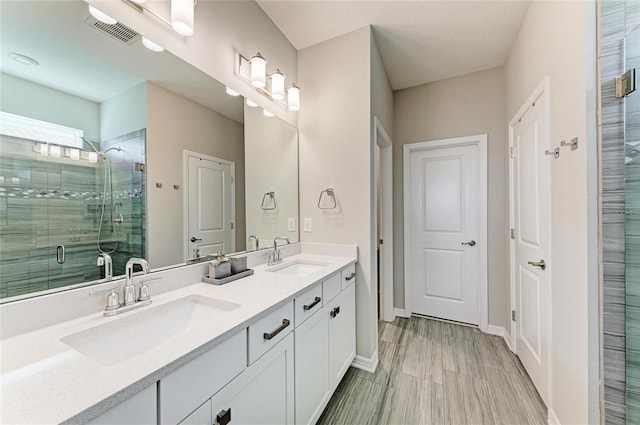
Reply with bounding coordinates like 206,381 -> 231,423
392,67 -> 508,329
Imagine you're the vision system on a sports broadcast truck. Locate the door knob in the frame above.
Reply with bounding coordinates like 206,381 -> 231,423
528,259 -> 546,270
190,237 -> 202,243
461,240 -> 476,247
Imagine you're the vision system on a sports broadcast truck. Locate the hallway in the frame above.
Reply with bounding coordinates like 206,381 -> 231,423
318,316 -> 547,425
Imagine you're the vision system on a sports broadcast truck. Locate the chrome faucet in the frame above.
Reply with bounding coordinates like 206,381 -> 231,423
248,235 -> 259,251
125,258 -> 150,305
268,236 -> 290,266
97,253 -> 113,281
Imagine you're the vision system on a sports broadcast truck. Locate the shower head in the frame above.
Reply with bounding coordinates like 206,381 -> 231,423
100,147 -> 123,155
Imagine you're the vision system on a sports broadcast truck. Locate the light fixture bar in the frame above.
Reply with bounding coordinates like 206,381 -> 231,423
121,0 -> 185,32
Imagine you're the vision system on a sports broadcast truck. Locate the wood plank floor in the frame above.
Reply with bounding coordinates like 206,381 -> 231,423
317,316 -> 547,425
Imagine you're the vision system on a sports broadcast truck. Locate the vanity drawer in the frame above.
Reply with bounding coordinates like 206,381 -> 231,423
159,331 -> 247,425
294,283 -> 323,327
341,264 -> 357,290
322,273 -> 341,304
248,301 -> 294,364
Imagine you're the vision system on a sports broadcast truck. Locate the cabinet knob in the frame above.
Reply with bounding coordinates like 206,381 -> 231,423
215,408 -> 231,425
330,306 -> 341,318
345,272 -> 356,281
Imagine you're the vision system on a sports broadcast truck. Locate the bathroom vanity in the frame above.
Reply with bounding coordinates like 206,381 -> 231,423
0,243 -> 357,425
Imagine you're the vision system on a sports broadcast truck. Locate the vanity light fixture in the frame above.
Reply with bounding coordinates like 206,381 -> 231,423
142,37 -> 164,52
287,84 -> 300,112
37,143 -> 49,156
238,53 -> 301,112
88,152 -> 98,163
171,0 -> 194,37
263,109 -> 274,118
130,0 -> 146,3
225,87 -> 240,97
69,148 -> 80,160
246,99 -> 258,108
250,53 -> 267,88
88,5 -> 117,25
271,70 -> 285,100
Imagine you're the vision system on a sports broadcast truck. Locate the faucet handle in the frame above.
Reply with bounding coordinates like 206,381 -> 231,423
88,285 -> 117,296
89,285 -> 120,311
138,277 -> 162,302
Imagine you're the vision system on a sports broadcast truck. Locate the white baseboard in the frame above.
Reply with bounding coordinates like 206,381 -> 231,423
547,408 -> 560,425
394,308 -> 410,318
486,325 -> 504,337
351,350 -> 379,373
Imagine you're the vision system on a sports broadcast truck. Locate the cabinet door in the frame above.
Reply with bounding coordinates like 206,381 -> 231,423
294,305 -> 331,425
87,384 -> 156,425
210,333 -> 294,425
328,283 -> 356,389
179,400 -> 212,425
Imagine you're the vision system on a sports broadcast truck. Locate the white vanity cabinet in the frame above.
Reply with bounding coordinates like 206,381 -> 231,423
209,333 -> 295,425
294,264 -> 357,425
327,283 -> 356,388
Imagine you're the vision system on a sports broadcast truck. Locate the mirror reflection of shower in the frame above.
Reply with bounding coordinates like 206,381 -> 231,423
81,137 -> 123,254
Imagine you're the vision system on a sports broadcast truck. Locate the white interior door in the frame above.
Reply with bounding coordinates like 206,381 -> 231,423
511,92 -> 550,405
186,154 -> 234,259
407,141 -> 480,324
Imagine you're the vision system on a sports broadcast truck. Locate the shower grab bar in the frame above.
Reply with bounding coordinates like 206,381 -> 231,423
318,188 -> 337,209
261,192 -> 277,210
57,245 -> 65,264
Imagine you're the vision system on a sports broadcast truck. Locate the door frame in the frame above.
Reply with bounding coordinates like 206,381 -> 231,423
183,150 -> 236,261
507,77 -> 552,399
403,135 -> 488,332
374,117 -> 394,322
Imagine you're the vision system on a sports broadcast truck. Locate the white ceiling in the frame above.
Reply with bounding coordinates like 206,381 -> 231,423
0,1 -> 243,124
256,0 -> 530,90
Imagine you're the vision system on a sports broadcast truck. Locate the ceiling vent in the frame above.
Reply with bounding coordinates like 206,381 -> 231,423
85,16 -> 139,45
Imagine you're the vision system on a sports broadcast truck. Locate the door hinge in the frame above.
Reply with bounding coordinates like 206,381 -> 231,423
510,228 -> 515,239
512,310 -> 516,322
231,222 -> 234,230
615,68 -> 636,98
509,146 -> 516,158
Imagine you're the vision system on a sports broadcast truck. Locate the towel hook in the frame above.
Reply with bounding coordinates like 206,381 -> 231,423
261,191 -> 277,210
318,188 -> 337,209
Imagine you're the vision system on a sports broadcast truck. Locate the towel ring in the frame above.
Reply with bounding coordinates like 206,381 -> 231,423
261,192 -> 277,210
318,188 -> 337,209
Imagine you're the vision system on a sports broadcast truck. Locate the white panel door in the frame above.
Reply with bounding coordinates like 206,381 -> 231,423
512,97 -> 550,404
408,143 -> 479,324
187,154 -> 233,259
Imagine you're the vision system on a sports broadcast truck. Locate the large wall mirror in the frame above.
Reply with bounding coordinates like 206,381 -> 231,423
0,1 -> 299,301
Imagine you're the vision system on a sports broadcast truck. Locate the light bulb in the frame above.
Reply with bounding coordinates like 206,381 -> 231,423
263,109 -> 274,118
250,53 -> 266,88
88,5 -> 117,25
246,99 -> 258,108
69,149 -> 80,160
130,0 -> 146,3
142,37 -> 164,52
287,84 -> 300,111
271,70 -> 285,100
39,143 -> 49,156
171,0 -> 194,37
89,152 -> 98,163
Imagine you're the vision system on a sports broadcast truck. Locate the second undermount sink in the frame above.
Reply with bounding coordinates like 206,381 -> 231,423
267,260 -> 330,277
61,295 -> 240,366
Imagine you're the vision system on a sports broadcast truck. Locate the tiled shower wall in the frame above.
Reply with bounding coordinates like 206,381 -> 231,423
601,1 -> 640,423
0,130 -> 145,299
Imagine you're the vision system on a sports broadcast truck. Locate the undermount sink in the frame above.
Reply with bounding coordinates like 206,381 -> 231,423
61,295 -> 240,366
267,260 -> 330,277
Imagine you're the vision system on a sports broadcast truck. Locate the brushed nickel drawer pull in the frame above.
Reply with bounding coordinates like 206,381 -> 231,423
216,408 -> 231,425
303,296 -> 321,311
330,306 -> 341,318
345,272 -> 356,281
263,319 -> 290,340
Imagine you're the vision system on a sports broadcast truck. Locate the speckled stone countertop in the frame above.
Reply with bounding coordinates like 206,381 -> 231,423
0,251 -> 356,424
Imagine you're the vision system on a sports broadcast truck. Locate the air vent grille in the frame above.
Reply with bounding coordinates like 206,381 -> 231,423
85,17 -> 139,45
